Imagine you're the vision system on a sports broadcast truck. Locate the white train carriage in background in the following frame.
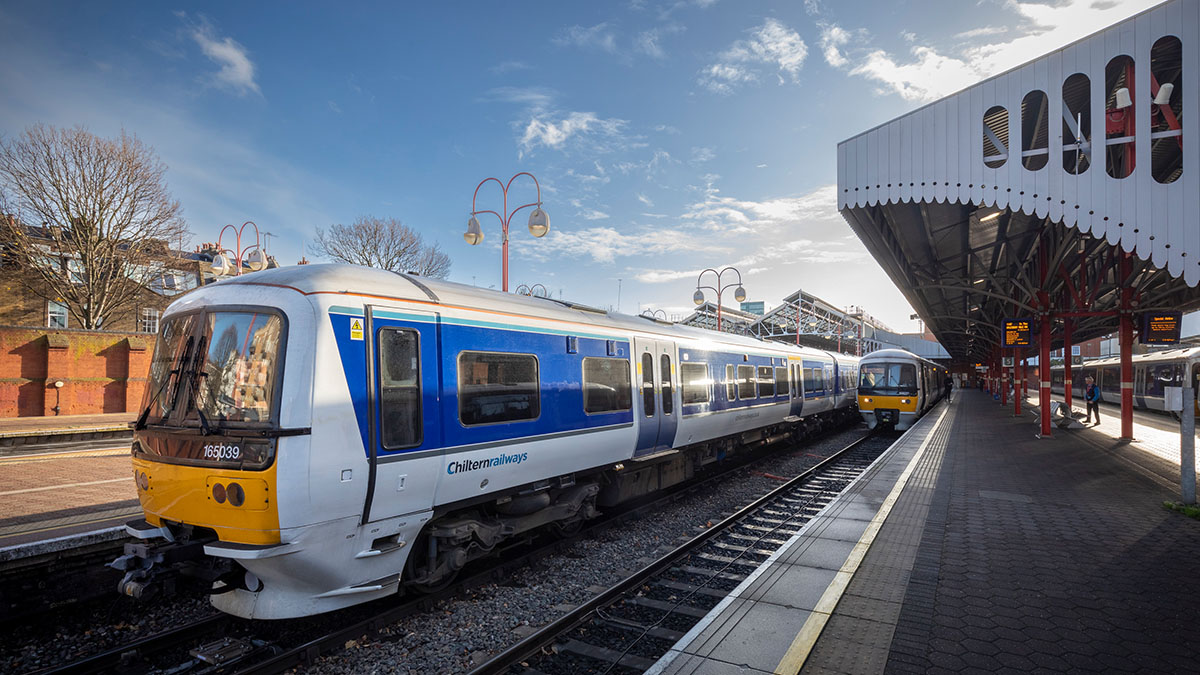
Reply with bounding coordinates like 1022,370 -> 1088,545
1050,347 -> 1200,415
856,348 -> 947,430
114,265 -> 860,619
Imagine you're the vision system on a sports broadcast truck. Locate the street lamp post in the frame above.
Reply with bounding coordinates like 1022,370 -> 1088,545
464,172 -> 550,292
211,221 -> 268,277
693,267 -> 746,333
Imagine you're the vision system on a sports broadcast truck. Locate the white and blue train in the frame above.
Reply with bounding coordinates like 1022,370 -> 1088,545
116,265 -> 860,619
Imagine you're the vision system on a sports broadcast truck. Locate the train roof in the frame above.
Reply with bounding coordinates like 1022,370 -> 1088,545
186,264 -> 860,364
1059,346 -> 1200,368
859,348 -> 945,368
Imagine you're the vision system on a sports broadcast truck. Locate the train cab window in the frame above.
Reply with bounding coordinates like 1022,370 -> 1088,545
1101,366 -> 1120,396
757,366 -> 775,398
582,357 -> 632,414
737,365 -> 755,400
458,351 -> 540,426
641,353 -> 655,417
661,354 -> 674,416
681,363 -> 710,404
775,367 -> 788,396
378,328 -> 422,449
859,363 -> 917,396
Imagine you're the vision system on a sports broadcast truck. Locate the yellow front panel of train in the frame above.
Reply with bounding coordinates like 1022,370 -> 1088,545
132,457 -> 281,545
858,394 -> 919,413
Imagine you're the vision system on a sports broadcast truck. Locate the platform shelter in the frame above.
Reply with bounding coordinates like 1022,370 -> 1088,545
838,0 -> 1200,440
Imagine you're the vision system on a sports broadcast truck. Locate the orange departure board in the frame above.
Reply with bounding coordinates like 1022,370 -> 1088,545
1003,318 -> 1031,347
1140,312 -> 1181,344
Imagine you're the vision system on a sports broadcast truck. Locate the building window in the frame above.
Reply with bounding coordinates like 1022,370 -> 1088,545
983,105 -> 1009,169
47,301 -> 67,329
1106,54 -> 1136,179
1021,90 -> 1049,171
140,308 -> 160,334
1062,73 -> 1091,174
458,351 -> 539,426
1150,35 -> 1182,184
582,357 -> 632,414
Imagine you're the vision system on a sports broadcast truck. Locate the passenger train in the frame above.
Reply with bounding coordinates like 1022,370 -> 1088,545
113,264 -> 861,619
1049,347 -> 1200,415
856,348 -> 947,430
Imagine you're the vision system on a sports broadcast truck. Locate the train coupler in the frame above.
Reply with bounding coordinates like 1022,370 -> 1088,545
109,520 -> 224,599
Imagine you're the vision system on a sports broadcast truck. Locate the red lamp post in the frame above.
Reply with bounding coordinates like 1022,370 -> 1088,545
464,172 -> 549,293
211,221 -> 268,277
693,267 -> 747,333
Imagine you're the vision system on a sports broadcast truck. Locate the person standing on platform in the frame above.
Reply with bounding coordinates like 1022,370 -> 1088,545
1084,376 -> 1101,425
943,374 -> 953,402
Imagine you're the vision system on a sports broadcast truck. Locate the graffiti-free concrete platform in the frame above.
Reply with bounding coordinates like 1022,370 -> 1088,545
650,389 -> 1200,674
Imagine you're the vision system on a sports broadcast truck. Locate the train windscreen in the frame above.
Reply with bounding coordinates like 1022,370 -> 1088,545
193,312 -> 284,424
859,362 -> 918,396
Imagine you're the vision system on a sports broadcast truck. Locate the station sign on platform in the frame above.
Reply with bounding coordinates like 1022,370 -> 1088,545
1003,318 -> 1032,348
1140,312 -> 1182,344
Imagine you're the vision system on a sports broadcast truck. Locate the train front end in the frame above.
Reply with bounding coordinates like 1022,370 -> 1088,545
111,281 -> 349,619
857,358 -> 920,430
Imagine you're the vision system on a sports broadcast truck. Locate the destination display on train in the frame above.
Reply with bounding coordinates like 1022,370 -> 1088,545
1140,311 -> 1182,344
1003,318 -> 1032,347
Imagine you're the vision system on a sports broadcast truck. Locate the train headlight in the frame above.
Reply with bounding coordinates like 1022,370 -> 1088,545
212,482 -> 227,504
227,482 -> 245,507
863,397 -> 873,403
902,399 -> 911,404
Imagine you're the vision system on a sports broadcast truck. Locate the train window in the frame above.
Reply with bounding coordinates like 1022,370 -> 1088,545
196,312 -> 283,424
859,362 -> 917,395
642,353 -> 655,417
661,354 -> 674,416
737,365 -> 755,400
379,328 -> 421,449
983,105 -> 1008,168
458,351 -> 540,426
1021,90 -> 1049,170
726,364 -> 737,401
1063,73 -> 1091,174
1151,36 -> 1183,184
757,366 -> 775,398
775,367 -> 788,396
805,368 -> 822,394
681,363 -> 710,405
582,357 -> 632,414
1106,54 -> 1136,179
1101,366 -> 1121,396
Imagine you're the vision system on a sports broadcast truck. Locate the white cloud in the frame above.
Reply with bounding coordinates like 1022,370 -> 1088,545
518,111 -> 628,157
328,100 -> 342,114
511,225 -> 722,264
691,146 -> 715,163
554,23 -> 618,54
636,193 -> 654,207
190,20 -> 260,96
834,0 -> 1161,102
489,60 -> 532,74
636,28 -> 666,58
481,86 -> 556,111
819,23 -> 851,68
699,18 -> 808,94
580,209 -> 610,220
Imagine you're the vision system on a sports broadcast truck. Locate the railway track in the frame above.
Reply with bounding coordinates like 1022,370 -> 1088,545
468,431 -> 893,675
31,419 -> 870,675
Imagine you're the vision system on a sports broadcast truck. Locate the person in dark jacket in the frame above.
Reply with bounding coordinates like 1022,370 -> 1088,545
943,374 -> 953,402
1084,376 -> 1101,425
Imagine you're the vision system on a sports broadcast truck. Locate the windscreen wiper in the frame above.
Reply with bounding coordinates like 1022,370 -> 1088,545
134,336 -> 193,431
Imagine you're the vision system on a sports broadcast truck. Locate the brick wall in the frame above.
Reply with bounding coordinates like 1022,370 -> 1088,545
0,327 -> 151,417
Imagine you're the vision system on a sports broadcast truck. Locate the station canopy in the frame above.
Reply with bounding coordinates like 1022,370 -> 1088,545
837,0 -> 1200,363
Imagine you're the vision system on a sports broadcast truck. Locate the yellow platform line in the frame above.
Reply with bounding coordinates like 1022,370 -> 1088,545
774,404 -> 951,674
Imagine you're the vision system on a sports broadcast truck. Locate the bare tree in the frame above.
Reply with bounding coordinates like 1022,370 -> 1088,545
313,215 -> 452,279
0,124 -> 188,329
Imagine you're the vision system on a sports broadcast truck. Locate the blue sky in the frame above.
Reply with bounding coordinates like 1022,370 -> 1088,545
0,0 -> 1163,332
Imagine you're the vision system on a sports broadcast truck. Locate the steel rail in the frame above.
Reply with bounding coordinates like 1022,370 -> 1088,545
467,430 -> 880,675
33,613 -> 228,675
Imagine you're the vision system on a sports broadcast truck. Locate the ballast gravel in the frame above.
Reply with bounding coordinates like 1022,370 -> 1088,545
305,424 -> 867,675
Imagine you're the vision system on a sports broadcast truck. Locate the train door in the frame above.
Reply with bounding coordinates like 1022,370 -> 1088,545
363,306 -> 443,523
790,362 -> 804,417
1134,366 -> 1147,408
633,338 -> 678,457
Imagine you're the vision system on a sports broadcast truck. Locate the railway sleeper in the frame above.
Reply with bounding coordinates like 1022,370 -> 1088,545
652,579 -> 730,600
556,638 -> 657,671
597,616 -> 687,643
624,595 -> 710,618
671,565 -> 747,582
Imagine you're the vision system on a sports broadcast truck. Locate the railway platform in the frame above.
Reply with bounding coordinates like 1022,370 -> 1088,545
0,412 -> 134,455
649,388 -> 1200,674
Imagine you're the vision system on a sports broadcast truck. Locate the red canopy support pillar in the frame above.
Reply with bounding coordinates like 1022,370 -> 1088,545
1001,356 -> 1008,405
1039,317 -> 1052,437
1014,356 -> 1022,416
1063,318 -> 1073,412
1120,254 -> 1134,440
